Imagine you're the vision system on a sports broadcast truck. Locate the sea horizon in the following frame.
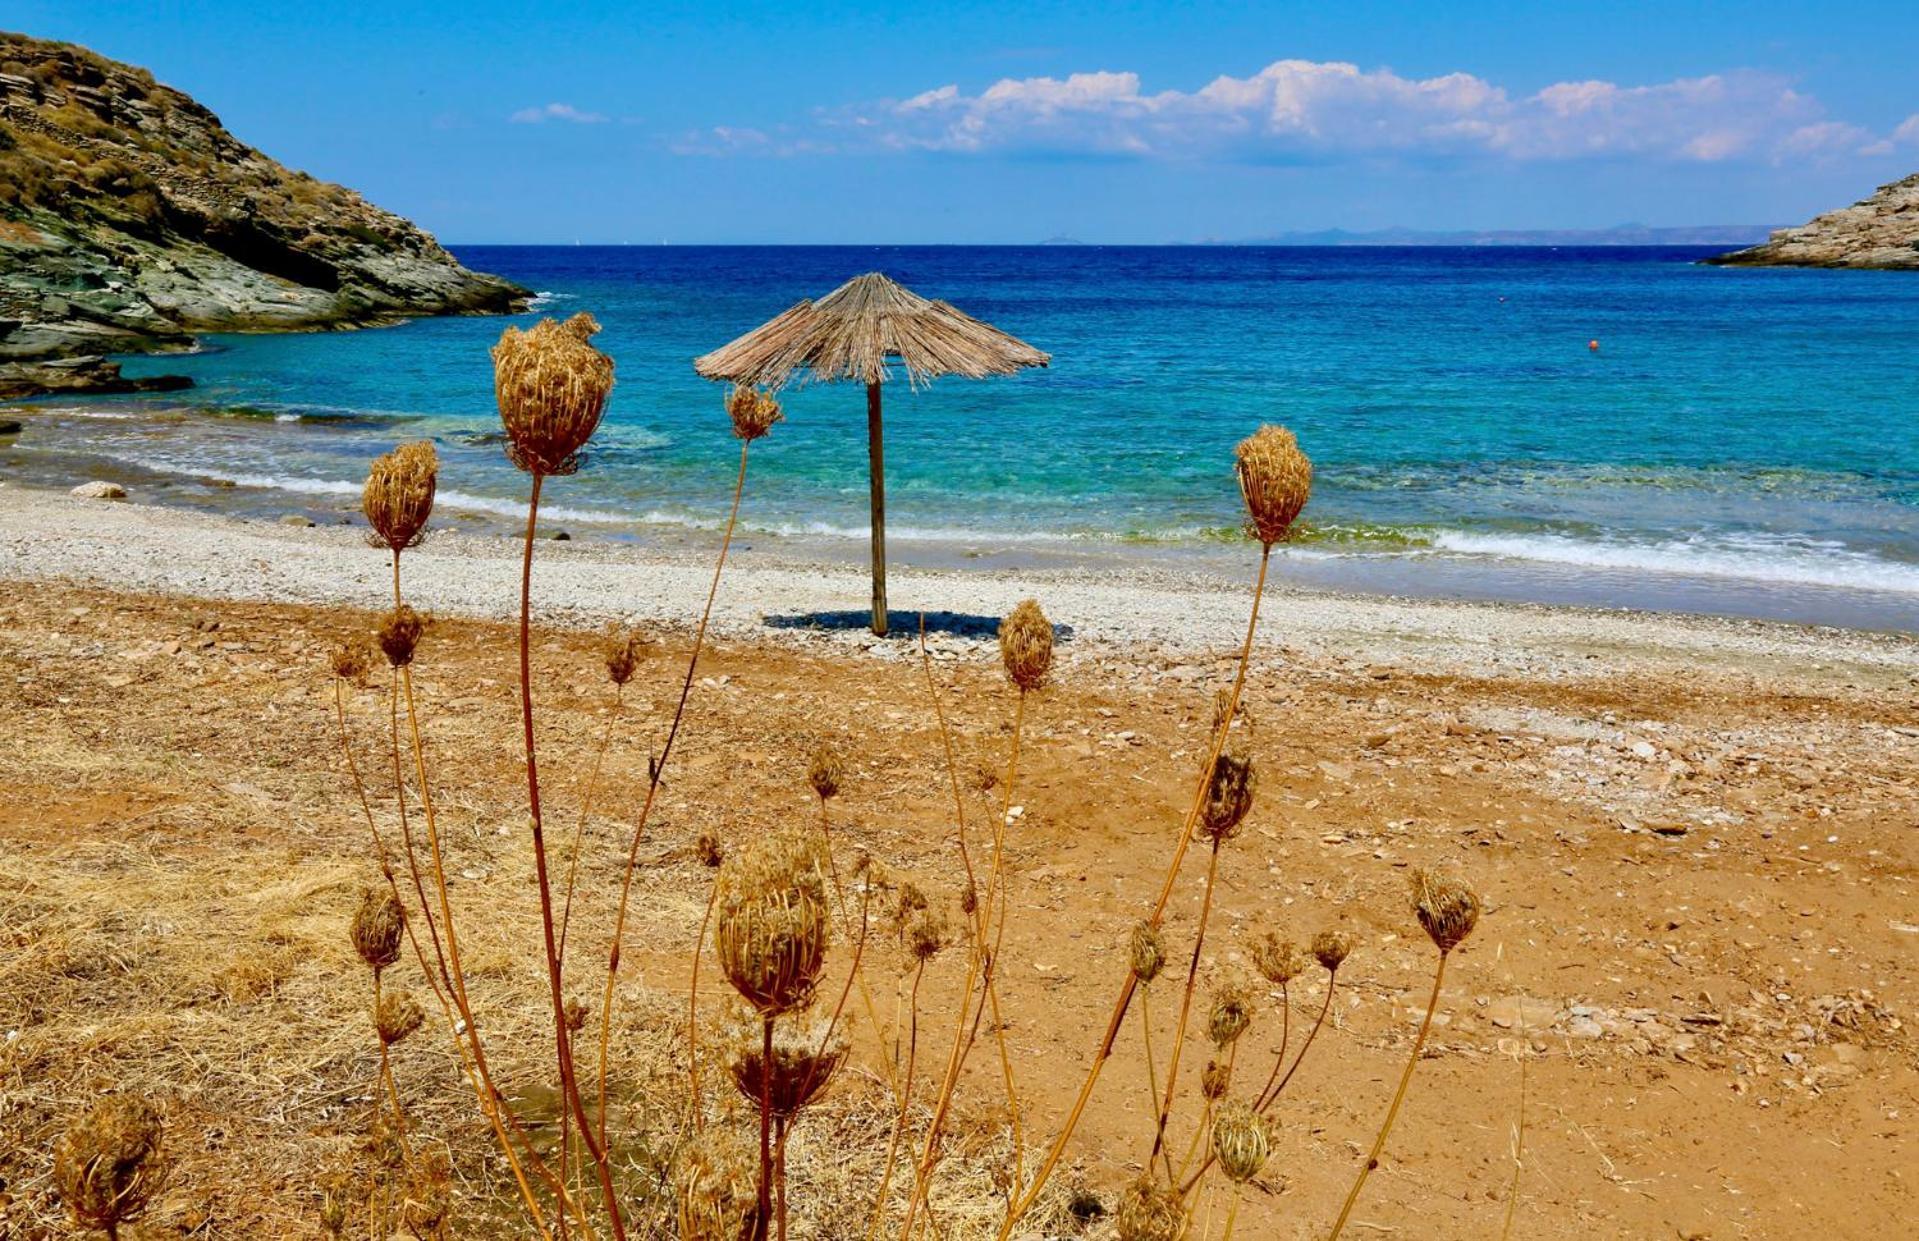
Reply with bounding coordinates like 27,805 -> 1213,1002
7,242 -> 1917,632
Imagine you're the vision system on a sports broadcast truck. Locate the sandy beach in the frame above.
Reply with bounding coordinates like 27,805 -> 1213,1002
3,479 -> 1915,1238
4,482 -> 1914,685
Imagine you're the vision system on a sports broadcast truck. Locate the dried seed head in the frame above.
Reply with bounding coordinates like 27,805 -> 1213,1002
1129,921 -> 1165,985
1211,1100 -> 1271,1184
601,626 -> 646,686
491,312 -> 614,476
563,997 -> 588,1033
1252,932 -> 1305,987
1201,1058 -> 1231,1100
906,912 -> 947,964
377,605 -> 425,668
972,761 -> 999,794
1198,752 -> 1256,842
375,989 -> 425,1046
362,440 -> 437,553
1208,977 -> 1254,1047
1412,868 -> 1481,954
318,1175 -> 350,1236
351,887 -> 405,973
892,880 -> 928,930
1113,1176 -> 1181,1241
1235,424 -> 1313,545
368,1111 -> 406,1170
329,640 -> 372,685
807,744 -> 844,801
400,1148 -> 451,1236
998,599 -> 1054,692
53,1095 -> 168,1233
726,1018 -> 849,1119
676,1126 -> 758,1241
695,832 -> 723,868
725,384 -> 785,442
958,880 -> 978,917
713,827 -> 832,1016
1311,928 -> 1353,974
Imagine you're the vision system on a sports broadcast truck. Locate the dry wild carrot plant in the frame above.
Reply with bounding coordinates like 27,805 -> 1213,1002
710,825 -> 836,1239
597,380 -> 785,1156
1328,870 -> 1481,1239
52,1096 -> 169,1241
894,598 -> 1053,1236
336,435 -> 563,1235
294,386 -> 1500,1241
990,429 -> 1309,1238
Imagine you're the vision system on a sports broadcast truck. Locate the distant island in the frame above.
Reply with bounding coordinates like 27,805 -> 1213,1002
0,33 -> 527,399
1205,223 -> 1779,247
1705,173 -> 1919,271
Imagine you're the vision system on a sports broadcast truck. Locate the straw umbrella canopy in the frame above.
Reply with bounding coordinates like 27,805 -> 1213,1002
695,271 -> 1049,636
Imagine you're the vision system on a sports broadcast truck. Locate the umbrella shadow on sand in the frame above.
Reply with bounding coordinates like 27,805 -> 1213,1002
763,609 -> 1075,644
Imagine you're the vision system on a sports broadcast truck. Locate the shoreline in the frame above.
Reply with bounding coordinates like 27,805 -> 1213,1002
3,481 -> 1912,692
6,388 -> 1919,634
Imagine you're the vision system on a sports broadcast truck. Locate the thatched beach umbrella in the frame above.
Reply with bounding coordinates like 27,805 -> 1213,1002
695,272 -> 1049,636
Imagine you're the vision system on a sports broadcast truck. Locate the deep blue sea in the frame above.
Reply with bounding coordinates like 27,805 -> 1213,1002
10,245 -> 1919,629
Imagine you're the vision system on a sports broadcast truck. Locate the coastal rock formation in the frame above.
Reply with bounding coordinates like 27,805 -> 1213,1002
1706,173 -> 1919,270
0,33 -> 528,395
0,354 -> 192,400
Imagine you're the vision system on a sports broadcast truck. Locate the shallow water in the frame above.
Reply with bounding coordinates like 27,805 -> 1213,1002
5,244 -> 1917,630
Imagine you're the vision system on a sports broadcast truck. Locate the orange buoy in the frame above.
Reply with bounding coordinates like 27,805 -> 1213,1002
1588,339 -> 1600,352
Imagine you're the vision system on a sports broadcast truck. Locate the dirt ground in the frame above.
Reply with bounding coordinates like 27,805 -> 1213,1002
1,580 -> 1914,1239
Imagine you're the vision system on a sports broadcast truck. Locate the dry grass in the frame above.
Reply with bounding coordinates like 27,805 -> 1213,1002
2,580 -> 1915,1237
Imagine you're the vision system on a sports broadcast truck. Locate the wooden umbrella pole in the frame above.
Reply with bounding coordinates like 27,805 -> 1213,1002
867,380 -> 888,636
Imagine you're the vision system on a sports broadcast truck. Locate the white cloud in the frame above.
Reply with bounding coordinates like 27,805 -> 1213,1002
670,124 -> 836,157
702,59 -> 1904,167
509,102 -> 608,125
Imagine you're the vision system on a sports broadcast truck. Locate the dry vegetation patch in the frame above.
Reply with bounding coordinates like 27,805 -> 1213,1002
2,578 -> 1913,1238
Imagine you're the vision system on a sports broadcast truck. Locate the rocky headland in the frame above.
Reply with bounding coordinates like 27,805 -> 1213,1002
1707,172 -> 1919,270
0,32 -> 528,398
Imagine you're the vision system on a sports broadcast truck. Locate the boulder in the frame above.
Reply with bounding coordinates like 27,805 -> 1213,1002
71,480 -> 128,499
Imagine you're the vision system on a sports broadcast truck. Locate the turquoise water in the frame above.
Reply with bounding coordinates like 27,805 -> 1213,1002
9,244 -> 1919,629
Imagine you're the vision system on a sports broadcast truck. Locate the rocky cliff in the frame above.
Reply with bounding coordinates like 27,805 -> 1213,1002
1706,173 -> 1919,270
0,32 -> 528,397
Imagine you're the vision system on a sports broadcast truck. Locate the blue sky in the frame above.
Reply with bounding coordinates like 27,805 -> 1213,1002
12,1 -> 1919,242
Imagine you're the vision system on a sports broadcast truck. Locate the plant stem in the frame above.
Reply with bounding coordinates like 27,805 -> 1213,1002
774,1118 -> 790,1241
757,1014 -> 775,1241
685,878 -> 722,1127
1221,1186 -> 1243,1241
1327,952 -> 1450,1240
868,959 -> 926,1240
1182,971 -> 1335,1196
900,684 -> 1029,1236
1264,971 -> 1334,1111
1252,979 -> 1293,1112
557,683 -> 628,964
598,441 -> 749,1142
997,545 -> 1272,1239
1149,836 -> 1223,1180
384,559 -> 565,1238
1138,987 -> 1163,1152
372,971 -> 409,1150
516,472 -> 625,1239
